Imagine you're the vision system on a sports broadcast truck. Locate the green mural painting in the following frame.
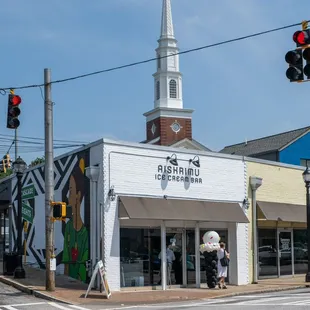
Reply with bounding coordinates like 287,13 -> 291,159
62,157 -> 89,282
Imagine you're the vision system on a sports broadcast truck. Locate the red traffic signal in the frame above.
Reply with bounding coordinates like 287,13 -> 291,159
6,94 -> 21,129
293,30 -> 310,46
10,95 -> 21,106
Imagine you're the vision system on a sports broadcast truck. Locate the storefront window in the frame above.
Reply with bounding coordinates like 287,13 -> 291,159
120,228 -> 229,287
293,229 -> 308,275
258,229 -> 277,277
120,228 -> 161,287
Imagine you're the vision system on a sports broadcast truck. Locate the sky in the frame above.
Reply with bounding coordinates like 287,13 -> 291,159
1,0 -> 310,165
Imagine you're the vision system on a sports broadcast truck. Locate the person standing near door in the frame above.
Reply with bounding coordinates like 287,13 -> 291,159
158,244 -> 175,285
217,242 -> 230,289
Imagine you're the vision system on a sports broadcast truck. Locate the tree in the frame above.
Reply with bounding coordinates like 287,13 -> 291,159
29,156 -> 45,167
0,169 -> 13,179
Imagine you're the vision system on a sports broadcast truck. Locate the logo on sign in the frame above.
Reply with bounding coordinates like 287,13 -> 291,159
154,165 -> 203,184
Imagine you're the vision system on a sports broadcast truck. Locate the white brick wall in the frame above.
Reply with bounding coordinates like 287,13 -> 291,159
102,140 -> 249,290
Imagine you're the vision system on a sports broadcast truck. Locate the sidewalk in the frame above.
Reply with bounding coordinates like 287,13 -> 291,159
0,265 -> 308,307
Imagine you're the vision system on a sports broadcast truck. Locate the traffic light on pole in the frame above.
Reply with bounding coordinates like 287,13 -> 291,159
4,154 -> 11,169
285,27 -> 310,82
50,202 -> 72,221
6,93 -> 21,129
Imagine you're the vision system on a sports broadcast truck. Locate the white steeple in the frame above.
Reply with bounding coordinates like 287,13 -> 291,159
160,0 -> 174,39
153,0 -> 183,110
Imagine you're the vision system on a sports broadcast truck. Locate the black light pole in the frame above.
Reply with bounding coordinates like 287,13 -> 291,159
302,166 -> 310,282
13,156 -> 27,279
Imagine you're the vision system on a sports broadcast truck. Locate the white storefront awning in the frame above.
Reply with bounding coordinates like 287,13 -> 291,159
119,196 -> 249,223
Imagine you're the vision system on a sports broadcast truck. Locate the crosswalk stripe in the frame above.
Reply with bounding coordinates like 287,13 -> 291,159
48,302 -> 74,310
3,306 -> 18,310
69,305 -> 91,310
235,296 -> 292,305
284,299 -> 310,305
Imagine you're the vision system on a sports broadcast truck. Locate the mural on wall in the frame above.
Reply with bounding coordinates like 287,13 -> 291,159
10,149 -> 90,283
61,157 -> 89,282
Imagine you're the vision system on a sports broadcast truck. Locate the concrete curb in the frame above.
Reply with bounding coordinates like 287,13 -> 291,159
0,276 -> 71,305
0,275 -> 308,306
207,285 -> 308,300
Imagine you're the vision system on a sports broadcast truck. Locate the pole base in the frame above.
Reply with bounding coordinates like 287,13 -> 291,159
14,266 -> 26,279
305,273 -> 310,282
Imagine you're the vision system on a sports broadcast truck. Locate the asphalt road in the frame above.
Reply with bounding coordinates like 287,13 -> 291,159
1,282 -> 310,310
0,281 -> 89,309
92,288 -> 310,310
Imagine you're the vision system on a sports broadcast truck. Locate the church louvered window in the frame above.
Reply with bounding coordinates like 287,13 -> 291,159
169,79 -> 177,98
156,81 -> 160,100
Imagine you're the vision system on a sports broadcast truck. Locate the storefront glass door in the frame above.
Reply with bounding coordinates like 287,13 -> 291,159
278,229 -> 293,276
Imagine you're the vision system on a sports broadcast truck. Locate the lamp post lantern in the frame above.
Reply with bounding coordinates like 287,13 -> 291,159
302,166 -> 310,282
13,156 -> 27,279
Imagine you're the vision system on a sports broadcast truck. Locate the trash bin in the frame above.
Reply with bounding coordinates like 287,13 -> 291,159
3,252 -> 19,275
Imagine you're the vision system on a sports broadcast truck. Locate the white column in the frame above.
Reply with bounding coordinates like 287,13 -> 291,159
195,222 -> 200,288
161,220 -> 167,290
182,229 -> 187,287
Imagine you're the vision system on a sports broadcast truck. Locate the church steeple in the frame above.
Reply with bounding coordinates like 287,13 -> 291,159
143,0 -> 194,146
154,0 -> 183,110
160,0 -> 174,39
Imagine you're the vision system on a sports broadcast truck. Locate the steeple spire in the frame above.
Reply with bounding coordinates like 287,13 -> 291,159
160,0 -> 174,39
143,0 -> 194,146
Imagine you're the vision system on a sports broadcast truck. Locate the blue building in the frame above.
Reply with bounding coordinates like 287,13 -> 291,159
220,126 -> 310,166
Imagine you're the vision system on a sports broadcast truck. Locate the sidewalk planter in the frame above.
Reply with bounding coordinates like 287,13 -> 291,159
0,139 -> 250,292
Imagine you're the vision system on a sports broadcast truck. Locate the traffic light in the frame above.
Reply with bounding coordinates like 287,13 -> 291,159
293,29 -> 310,47
303,48 -> 310,79
6,93 -> 22,129
3,154 -> 11,169
285,49 -> 304,81
285,27 -> 310,82
50,202 -> 72,221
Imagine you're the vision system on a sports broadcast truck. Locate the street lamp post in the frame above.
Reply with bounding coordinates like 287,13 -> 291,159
13,156 -> 27,279
302,166 -> 310,282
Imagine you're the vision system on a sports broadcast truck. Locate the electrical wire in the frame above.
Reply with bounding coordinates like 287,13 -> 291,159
0,20 -> 308,92
0,133 -> 88,144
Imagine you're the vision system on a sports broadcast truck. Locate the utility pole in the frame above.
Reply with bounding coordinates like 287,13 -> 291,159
15,129 -> 18,160
44,68 -> 55,291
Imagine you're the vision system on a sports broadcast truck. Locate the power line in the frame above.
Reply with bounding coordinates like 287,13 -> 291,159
0,20 -> 308,92
0,133 -> 88,144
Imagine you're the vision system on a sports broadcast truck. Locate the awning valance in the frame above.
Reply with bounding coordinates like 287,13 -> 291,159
257,201 -> 306,223
119,196 -> 249,223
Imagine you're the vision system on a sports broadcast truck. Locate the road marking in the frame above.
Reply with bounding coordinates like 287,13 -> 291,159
97,298 -> 255,310
69,305 -> 91,310
284,299 -> 310,305
234,296 -> 292,305
3,306 -> 18,310
1,302 -> 46,307
47,302 -> 88,310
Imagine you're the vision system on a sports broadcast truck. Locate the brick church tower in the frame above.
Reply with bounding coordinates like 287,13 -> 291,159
143,0 -> 194,146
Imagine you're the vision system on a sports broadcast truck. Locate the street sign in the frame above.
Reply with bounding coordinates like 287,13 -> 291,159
85,260 -> 111,299
22,184 -> 35,200
22,202 -> 33,224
